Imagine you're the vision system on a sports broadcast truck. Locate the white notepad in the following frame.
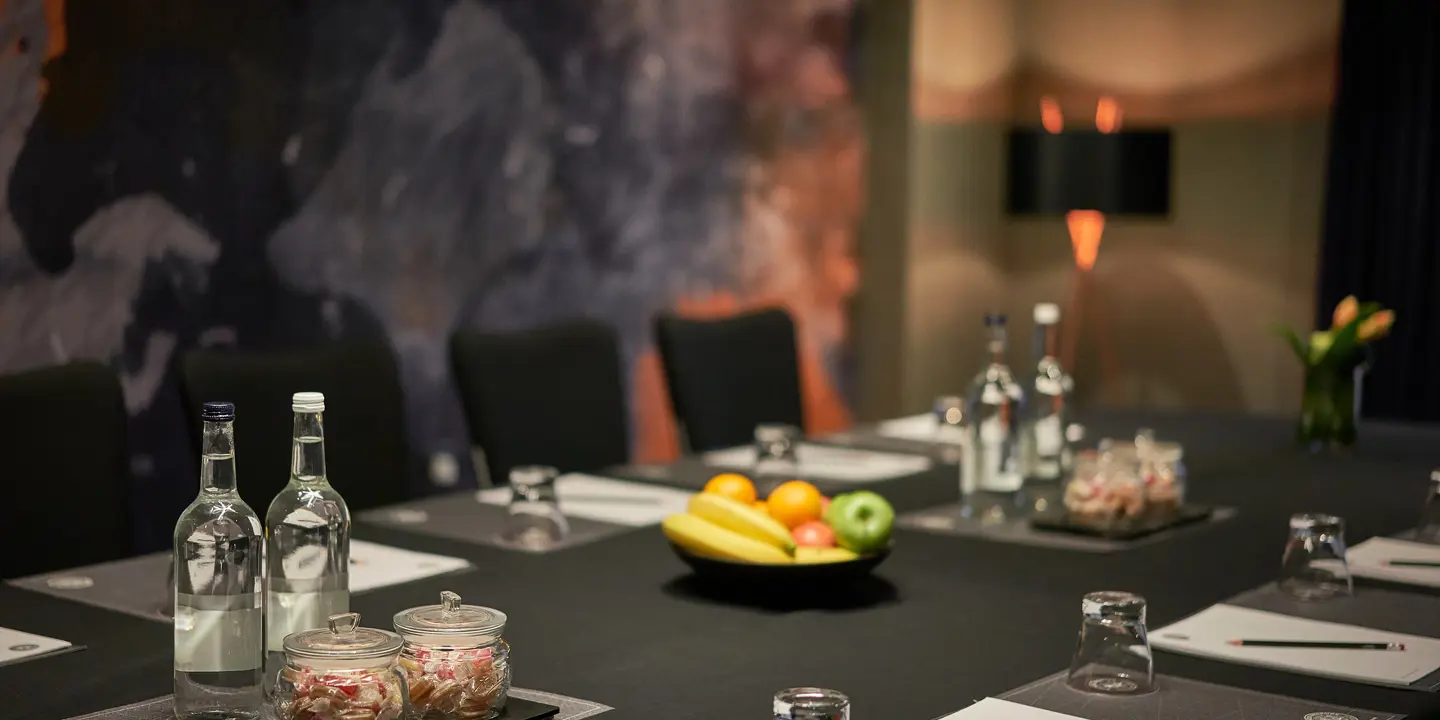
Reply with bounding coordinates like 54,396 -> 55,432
937,698 -> 1081,719
475,473 -> 693,527
875,413 -> 966,445
348,540 -> 472,593
1347,537 -> 1440,589
703,443 -> 933,482
1151,604 -> 1440,686
0,627 -> 72,667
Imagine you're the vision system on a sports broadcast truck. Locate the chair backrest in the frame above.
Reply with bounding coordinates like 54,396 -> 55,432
654,307 -> 805,452
451,320 -> 629,485
179,342 -> 410,514
0,362 -> 131,578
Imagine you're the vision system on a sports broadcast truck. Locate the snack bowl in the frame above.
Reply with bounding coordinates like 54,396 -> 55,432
667,543 -> 891,590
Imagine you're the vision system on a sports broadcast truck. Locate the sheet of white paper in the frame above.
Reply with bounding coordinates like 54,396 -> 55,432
937,698 -> 1082,720
348,540 -> 472,593
476,473 -> 692,527
702,443 -> 933,482
875,413 -> 968,445
1151,604 -> 1440,686
0,626 -> 72,667
1348,537 -> 1440,589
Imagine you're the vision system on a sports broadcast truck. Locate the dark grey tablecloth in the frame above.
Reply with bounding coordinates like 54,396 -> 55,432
5,412 -> 1440,720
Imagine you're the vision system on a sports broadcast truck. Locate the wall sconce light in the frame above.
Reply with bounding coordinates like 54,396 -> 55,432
1005,98 -> 1173,395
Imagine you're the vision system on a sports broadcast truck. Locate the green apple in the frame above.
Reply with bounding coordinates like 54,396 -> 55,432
823,491 -> 894,553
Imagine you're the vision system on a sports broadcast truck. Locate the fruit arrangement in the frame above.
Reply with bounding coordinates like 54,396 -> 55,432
662,473 -> 894,565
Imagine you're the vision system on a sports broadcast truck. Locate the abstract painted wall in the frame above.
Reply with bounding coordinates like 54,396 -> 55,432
0,0 -> 861,550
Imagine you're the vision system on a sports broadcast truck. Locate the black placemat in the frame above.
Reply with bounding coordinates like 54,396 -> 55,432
899,501 -> 1237,553
358,492 -> 634,554
1030,505 -> 1215,541
992,670 -> 1401,720
67,688 -> 608,720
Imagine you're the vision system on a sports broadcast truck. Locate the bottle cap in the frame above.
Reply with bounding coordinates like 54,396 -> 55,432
1033,303 -> 1060,325
200,401 -> 235,422
292,391 -> 325,413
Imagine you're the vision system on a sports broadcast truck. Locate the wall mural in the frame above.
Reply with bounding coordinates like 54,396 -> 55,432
0,0 -> 862,549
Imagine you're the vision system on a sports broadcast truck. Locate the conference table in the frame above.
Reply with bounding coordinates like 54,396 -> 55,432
3,410 -> 1439,720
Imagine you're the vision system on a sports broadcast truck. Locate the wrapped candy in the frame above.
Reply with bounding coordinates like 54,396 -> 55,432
275,613 -> 409,720
394,592 -> 512,720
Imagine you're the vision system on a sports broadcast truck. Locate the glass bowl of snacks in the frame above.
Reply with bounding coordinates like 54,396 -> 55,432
393,591 -> 511,720
274,612 -> 407,720
1063,445 -> 1146,530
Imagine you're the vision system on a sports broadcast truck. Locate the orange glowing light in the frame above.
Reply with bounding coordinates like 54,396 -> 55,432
1066,210 -> 1105,271
1095,96 -> 1122,134
1040,96 -> 1063,134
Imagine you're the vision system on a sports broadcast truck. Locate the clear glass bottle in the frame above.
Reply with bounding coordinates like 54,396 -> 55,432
965,314 -> 1026,496
266,391 -> 351,683
174,401 -> 265,719
1022,303 -> 1073,482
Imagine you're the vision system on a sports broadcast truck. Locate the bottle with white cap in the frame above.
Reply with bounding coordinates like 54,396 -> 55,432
1021,303 -> 1074,482
263,391 -> 351,687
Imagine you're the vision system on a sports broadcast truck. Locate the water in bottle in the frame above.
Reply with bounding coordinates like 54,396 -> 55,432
264,392 -> 351,684
173,402 -> 265,719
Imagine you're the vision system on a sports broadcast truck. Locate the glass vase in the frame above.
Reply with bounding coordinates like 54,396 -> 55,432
1297,365 -> 1357,451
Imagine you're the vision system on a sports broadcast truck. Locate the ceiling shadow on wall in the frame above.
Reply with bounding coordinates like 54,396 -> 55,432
1072,244 -> 1245,411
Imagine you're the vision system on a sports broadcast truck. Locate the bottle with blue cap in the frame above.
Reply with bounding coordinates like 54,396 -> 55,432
263,391 -> 352,689
173,401 -> 265,719
964,313 -> 1026,502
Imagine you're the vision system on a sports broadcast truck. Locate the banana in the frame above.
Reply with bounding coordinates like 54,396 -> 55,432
688,493 -> 796,553
663,514 -> 794,564
795,546 -> 859,564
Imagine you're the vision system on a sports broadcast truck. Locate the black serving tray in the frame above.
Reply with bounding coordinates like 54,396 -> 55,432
1030,504 -> 1214,541
498,697 -> 561,720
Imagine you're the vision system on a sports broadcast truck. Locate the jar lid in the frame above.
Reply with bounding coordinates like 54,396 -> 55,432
393,591 -> 507,640
284,612 -> 403,661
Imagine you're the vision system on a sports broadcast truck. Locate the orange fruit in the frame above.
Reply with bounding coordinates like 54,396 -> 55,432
703,473 -> 757,505
754,499 -> 770,515
766,480 -> 823,529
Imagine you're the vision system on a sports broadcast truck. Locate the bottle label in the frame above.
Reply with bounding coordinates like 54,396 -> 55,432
978,417 -> 1022,492
175,595 -> 262,672
1035,415 -> 1064,457
266,589 -> 349,652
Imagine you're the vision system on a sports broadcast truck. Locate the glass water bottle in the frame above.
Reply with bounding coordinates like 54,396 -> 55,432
265,391 -> 351,682
174,401 -> 265,719
1022,303 -> 1074,482
965,314 -> 1026,496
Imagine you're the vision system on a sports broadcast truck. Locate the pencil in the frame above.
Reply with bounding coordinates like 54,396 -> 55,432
1227,639 -> 1404,650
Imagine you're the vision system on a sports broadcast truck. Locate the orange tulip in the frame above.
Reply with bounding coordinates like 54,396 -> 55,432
1358,309 -> 1395,342
1332,295 -> 1359,329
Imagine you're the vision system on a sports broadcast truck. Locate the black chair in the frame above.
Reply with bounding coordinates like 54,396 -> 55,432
451,320 -> 629,485
179,342 -> 410,514
654,307 -> 805,453
0,362 -> 132,578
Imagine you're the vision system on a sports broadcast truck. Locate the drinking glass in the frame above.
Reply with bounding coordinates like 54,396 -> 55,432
500,466 -> 570,551
1279,512 -> 1352,601
754,423 -> 802,492
1417,470 -> 1440,543
773,687 -> 849,720
1066,591 -> 1155,695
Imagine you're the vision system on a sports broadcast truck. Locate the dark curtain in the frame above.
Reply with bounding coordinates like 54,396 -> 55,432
1319,1 -> 1440,421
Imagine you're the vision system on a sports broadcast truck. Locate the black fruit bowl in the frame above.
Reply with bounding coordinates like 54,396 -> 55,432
667,543 -> 891,589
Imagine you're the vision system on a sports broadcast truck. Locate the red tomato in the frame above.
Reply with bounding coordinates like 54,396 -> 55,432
791,520 -> 836,548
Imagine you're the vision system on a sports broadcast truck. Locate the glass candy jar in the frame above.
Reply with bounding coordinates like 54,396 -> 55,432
393,591 -> 511,720
1064,447 -> 1146,529
275,612 -> 407,720
1140,442 -> 1186,518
